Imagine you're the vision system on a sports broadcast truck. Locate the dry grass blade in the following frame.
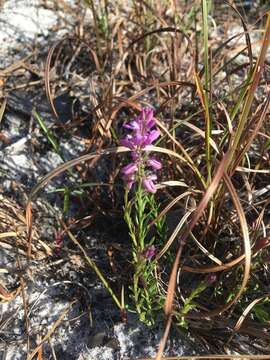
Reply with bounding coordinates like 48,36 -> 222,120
157,181 -> 189,189
26,201 -> 33,258
190,231 -> 223,266
0,97 -> 7,124
27,146 -> 129,202
44,38 -> 65,119
194,68 -> 212,183
150,191 -> 194,260
234,293 -> 270,332
165,152 -> 230,314
19,275 -> 30,352
0,195 -> 44,260
183,121 -> 220,154
155,118 -> 207,189
155,315 -> 172,360
27,145 -> 187,204
150,192 -> 194,228
156,211 -> 193,261
182,254 -> 245,273
45,35 -> 102,120
0,283 -> 20,301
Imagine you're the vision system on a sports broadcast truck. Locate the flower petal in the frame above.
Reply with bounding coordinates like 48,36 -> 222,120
144,245 -> 156,260
120,135 -> 135,149
147,158 -> 162,170
132,133 -> 146,146
123,120 -> 140,130
144,108 -> 155,129
144,129 -> 160,145
122,173 -> 135,191
147,174 -> 157,181
122,163 -> 138,175
131,151 -> 139,161
143,178 -> 157,193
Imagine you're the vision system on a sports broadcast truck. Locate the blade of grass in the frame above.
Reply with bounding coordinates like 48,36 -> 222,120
201,0 -> 212,183
0,97 -> 7,124
234,293 -> 270,333
33,110 -> 74,179
33,110 -> 61,156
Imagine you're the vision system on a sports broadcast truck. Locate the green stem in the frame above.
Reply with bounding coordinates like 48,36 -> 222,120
136,182 -> 145,251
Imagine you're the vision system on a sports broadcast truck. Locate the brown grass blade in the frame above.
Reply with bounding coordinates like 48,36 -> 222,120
26,201 -> 33,258
234,293 -> 270,332
0,97 -> 7,124
44,39 -> 64,119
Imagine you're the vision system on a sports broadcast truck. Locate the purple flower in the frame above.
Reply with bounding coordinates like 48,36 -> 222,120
123,173 -> 135,190
123,120 -> 140,130
131,152 -> 139,161
121,163 -> 138,175
144,129 -> 160,145
143,174 -> 157,193
144,245 -> 156,260
120,136 -> 133,149
206,273 -> 217,284
141,108 -> 156,128
123,108 -> 156,132
147,158 -> 162,170
133,133 -> 145,146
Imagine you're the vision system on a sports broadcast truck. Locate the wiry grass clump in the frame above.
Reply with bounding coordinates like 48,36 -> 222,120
12,0 -> 270,357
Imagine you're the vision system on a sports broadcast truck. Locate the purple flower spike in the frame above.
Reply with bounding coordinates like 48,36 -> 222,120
122,163 -> 138,175
147,158 -> 162,170
120,107 -> 162,192
143,175 -> 157,193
